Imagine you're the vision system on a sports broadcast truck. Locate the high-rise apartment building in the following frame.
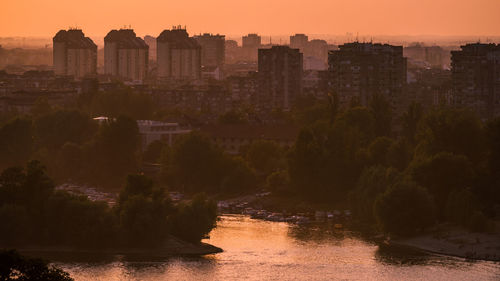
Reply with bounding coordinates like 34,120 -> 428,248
53,29 -> 97,79
451,43 -> 500,119
242,34 -> 262,48
104,29 -> 149,82
290,34 -> 309,50
193,33 -> 225,68
258,46 -> 303,110
157,27 -> 201,81
328,42 -> 407,107
242,34 -> 262,61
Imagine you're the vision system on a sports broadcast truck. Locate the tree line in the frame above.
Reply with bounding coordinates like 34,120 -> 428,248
0,161 -> 217,250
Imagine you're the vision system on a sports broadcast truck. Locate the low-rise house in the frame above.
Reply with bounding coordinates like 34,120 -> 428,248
200,124 -> 299,154
137,120 -> 192,151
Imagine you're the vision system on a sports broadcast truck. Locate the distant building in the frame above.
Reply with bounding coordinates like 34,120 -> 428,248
137,120 -> 191,151
451,43 -> 500,119
157,27 -> 201,81
242,34 -> 262,61
143,35 -> 157,61
104,29 -> 149,82
227,72 -> 259,104
328,42 -> 407,107
242,34 -> 262,48
193,33 -> 225,68
258,46 -> 303,110
53,29 -> 97,79
200,124 -> 299,154
404,43 -> 448,69
290,34 -> 309,50
305,39 -> 328,66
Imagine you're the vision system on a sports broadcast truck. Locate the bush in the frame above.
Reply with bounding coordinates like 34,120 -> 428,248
374,180 -> 436,235
169,193 -> 217,243
0,249 -> 73,281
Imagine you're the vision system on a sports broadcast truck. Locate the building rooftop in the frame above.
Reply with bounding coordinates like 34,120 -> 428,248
335,42 -> 403,54
53,29 -> 97,49
104,29 -> 149,49
157,29 -> 201,49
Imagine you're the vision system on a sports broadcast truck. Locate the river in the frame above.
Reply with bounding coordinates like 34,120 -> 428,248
51,214 -> 500,280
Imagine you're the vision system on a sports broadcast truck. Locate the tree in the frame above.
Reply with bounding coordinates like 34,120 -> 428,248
91,116 -> 140,187
367,137 -> 394,167
350,166 -> 400,223
416,108 -> 485,163
410,152 -> 475,218
244,140 -> 285,176
288,127 -> 329,200
86,88 -> 155,120
369,93 -> 393,137
220,156 -> 257,194
402,102 -> 423,144
34,110 -> 97,151
169,193 -> 217,243
0,118 -> 33,170
266,169 -> 290,195
55,142 -> 83,181
217,110 -> 248,124
386,138 -> 413,171
0,250 -> 73,281
374,180 -> 435,235
143,140 -> 167,163
162,132 -> 226,192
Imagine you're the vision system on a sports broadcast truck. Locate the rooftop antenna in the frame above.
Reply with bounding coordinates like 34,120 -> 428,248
356,32 -> 359,42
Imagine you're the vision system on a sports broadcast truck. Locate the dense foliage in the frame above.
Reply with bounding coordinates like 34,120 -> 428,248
0,249 -> 72,281
287,97 -> 499,235
0,86 -> 498,237
0,162 -> 217,249
161,132 -> 257,195
0,111 -> 139,189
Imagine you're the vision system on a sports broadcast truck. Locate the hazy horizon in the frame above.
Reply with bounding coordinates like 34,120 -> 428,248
2,0 -> 500,38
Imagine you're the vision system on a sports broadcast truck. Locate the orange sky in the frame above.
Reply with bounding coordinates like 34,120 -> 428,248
1,0 -> 499,37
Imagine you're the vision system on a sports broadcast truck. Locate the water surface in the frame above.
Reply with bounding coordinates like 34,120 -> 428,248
54,215 -> 500,280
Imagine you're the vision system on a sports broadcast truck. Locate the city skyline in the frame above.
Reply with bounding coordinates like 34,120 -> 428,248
2,0 -> 500,37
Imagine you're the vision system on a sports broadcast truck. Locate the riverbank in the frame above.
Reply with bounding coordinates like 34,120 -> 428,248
15,236 -> 222,258
390,224 -> 500,261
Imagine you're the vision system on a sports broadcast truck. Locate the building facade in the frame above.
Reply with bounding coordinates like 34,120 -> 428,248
242,34 -> 262,61
451,43 -> 500,119
104,29 -> 149,82
137,120 -> 191,151
53,29 -> 97,79
328,42 -> 407,107
290,34 -> 309,50
193,33 -> 225,68
258,46 -> 303,110
157,27 -> 201,81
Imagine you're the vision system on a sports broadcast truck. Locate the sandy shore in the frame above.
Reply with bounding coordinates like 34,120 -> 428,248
390,225 -> 500,261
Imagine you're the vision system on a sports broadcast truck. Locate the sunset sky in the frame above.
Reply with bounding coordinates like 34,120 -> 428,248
1,0 -> 500,37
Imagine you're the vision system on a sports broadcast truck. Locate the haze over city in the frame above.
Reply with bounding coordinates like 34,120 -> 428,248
2,0 -> 500,37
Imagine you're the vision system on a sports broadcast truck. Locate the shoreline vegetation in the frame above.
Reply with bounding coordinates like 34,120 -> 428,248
0,162 -> 220,258
1,97 -> 500,266
218,193 -> 500,262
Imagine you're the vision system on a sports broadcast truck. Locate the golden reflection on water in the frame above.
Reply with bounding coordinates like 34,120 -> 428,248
58,215 -> 500,281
